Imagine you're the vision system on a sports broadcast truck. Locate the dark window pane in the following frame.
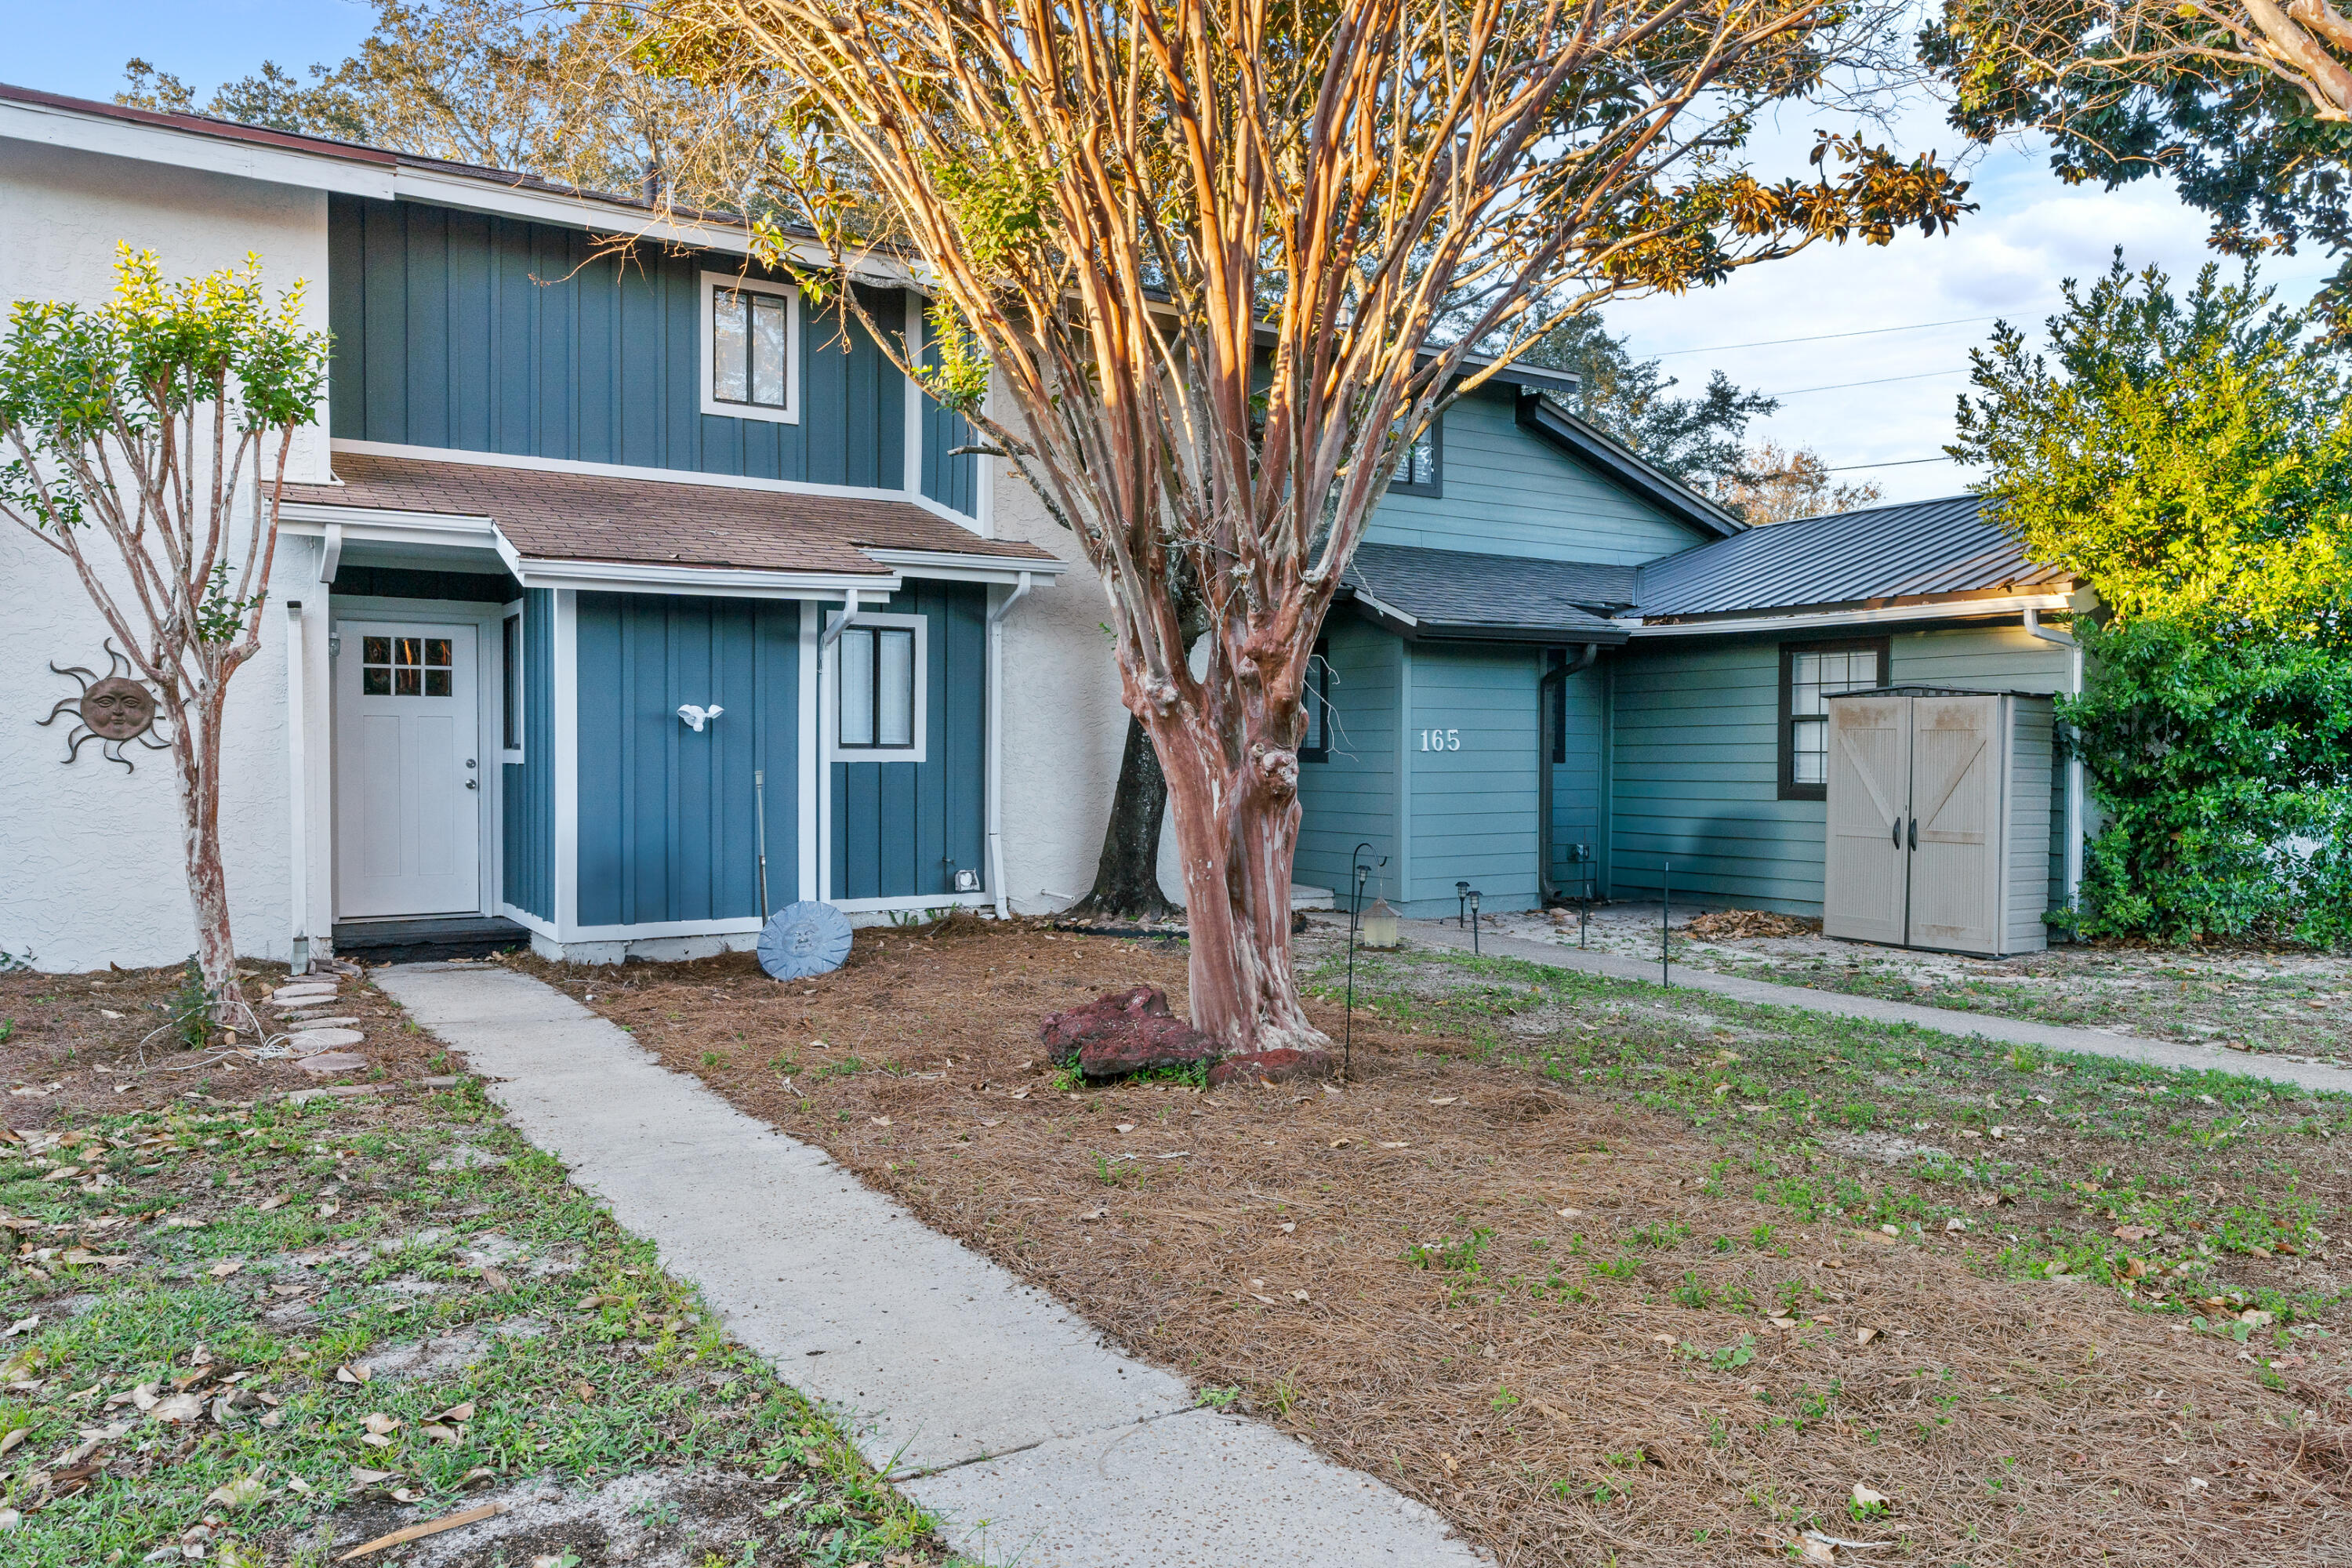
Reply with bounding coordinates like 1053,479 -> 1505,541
425,638 -> 452,667
424,669 -> 452,697
503,615 -> 522,750
395,667 -> 421,696
395,637 -> 422,667
362,666 -> 390,696
364,636 -> 390,665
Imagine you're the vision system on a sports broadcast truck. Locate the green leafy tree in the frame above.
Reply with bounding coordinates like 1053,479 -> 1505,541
0,250 -> 330,1019
1920,0 -> 2352,313
1949,255 -> 2352,945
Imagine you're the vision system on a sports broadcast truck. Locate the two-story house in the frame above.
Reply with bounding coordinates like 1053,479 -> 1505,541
2,82 -> 2089,972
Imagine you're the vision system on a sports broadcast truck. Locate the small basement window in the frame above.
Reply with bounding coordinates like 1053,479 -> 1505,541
1780,637 -> 1889,800
701,272 -> 800,424
831,612 -> 927,762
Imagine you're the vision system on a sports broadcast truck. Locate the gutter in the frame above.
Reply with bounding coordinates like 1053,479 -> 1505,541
2024,606 -> 2088,919
1618,592 -> 2072,639
984,572 -> 1036,917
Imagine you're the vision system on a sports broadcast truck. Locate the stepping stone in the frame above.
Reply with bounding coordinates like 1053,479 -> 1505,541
286,1083 -> 388,1105
294,1052 -> 367,1076
270,985 -> 339,1003
284,1015 -> 360,1029
286,1028 -> 365,1053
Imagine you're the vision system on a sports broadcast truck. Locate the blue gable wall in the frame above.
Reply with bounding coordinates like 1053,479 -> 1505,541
502,588 -> 556,920
1367,386 -> 1709,565
325,196 -> 978,506
829,582 -> 988,900
573,593 -> 801,927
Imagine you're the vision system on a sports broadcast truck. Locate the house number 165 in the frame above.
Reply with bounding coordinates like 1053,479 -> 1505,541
1418,728 -> 1461,752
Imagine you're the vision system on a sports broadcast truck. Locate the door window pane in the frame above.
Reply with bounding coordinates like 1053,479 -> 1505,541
877,628 -> 914,746
361,629 -> 456,700
713,289 -> 749,402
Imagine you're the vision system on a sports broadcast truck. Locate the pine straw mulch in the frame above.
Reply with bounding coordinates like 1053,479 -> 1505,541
512,920 -> 2352,1566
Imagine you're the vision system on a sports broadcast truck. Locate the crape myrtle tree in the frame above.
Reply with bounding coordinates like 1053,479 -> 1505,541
647,0 -> 1969,1053
1922,0 -> 2352,308
0,249 -> 328,1025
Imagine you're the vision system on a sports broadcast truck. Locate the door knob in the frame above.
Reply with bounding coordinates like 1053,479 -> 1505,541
465,779 -> 478,790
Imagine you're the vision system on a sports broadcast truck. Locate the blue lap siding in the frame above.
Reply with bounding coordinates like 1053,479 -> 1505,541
1399,643 -> 1544,916
572,593 -> 801,927
828,582 -> 987,900
1295,615 -> 1403,905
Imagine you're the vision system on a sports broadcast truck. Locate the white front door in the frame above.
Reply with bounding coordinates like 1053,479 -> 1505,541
1823,695 -> 1911,946
335,622 -> 482,918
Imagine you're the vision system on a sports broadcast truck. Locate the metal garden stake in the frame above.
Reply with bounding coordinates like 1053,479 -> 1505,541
1345,842 -> 1382,1073
1661,858 -> 1671,988
754,768 -> 771,920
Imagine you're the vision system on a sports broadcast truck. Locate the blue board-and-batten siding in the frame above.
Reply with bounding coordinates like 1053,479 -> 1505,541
572,593 -> 800,927
914,310 -> 982,516
828,583 -> 987,900
501,589 -> 556,921
1294,614 -> 1403,905
325,196 -> 973,508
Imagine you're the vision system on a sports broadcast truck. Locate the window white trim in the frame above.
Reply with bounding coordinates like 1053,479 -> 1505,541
699,270 -> 801,426
826,610 -> 927,764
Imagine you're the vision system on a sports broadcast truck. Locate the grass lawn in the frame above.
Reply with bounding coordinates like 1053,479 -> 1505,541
0,964 -> 946,1567
1490,907 -> 2352,1061
529,916 -> 2352,1567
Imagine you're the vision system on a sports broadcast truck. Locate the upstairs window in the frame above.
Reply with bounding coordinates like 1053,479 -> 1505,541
1780,637 -> 1889,800
830,612 -> 927,761
1389,417 -> 1443,498
701,273 -> 800,425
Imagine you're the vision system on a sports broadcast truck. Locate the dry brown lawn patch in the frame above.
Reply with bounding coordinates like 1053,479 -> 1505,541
520,920 -> 2352,1566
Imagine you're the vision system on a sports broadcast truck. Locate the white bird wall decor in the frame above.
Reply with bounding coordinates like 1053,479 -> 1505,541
677,703 -> 724,731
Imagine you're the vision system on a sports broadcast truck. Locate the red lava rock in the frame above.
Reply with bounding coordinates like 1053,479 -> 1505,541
1206,1047 -> 1338,1087
1041,985 -> 1223,1080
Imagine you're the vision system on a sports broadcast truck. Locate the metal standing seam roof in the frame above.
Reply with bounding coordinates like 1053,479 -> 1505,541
283,452 -> 1059,575
1341,543 -> 1639,641
1629,495 -> 2074,619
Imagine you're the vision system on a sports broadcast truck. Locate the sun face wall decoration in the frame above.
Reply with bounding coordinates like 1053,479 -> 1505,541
39,642 -> 172,771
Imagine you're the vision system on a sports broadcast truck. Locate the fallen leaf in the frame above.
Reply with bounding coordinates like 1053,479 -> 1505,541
205,1471 -> 267,1509
1114,1123 -> 1136,1134
335,1363 -> 372,1385
1329,1137 -> 1351,1149
150,1392 -> 206,1423
1856,1327 -> 1881,1346
0,1428 -> 24,1457
1768,1316 -> 1799,1330
480,1266 -> 512,1294
318,1201 -> 340,1218
1439,1452 -> 1460,1475
208,1259 -> 244,1278
1377,1141 -> 1411,1149
1279,1222 -> 1296,1234
1556,1207 -> 1583,1220
2,1316 -> 37,1339
869,1116 -> 892,1128
436,1402 -> 475,1423
1078,1207 -> 1108,1222
422,1424 -> 459,1444
1428,1097 -> 1457,1105
1798,1539 -> 1836,1565
347,1466 -> 396,1486
1251,1294 -> 1276,1305
1290,1290 -> 1309,1303
361,1431 -> 394,1448
2114,1225 -> 2154,1242
363,1412 -> 400,1435
256,1196 -> 287,1212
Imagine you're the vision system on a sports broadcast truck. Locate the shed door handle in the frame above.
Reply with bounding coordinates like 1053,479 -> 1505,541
1908,817 -> 1918,851
1891,818 -> 1901,849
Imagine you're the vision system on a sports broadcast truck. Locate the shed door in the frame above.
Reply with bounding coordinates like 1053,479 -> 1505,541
1905,695 -> 2002,953
1823,695 -> 1911,944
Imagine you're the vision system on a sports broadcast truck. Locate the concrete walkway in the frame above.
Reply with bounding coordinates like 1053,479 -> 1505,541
1402,920 -> 2352,1098
372,963 -> 1482,1568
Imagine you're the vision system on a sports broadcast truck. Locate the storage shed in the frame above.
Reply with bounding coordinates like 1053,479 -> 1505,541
1822,687 -> 2056,957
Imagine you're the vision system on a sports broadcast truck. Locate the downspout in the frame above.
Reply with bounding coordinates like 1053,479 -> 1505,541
2024,607 -> 2085,920
815,589 -> 864,904
285,598 -> 310,974
1536,644 -> 1599,903
984,572 -> 1034,917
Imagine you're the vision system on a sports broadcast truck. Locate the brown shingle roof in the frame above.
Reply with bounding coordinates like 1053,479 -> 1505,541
285,451 -> 1054,576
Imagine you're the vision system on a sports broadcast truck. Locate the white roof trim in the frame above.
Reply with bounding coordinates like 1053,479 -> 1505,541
281,502 -> 499,553
502,556 -> 900,600
862,547 -> 1066,584
1617,593 -> 2073,638
330,439 -> 983,532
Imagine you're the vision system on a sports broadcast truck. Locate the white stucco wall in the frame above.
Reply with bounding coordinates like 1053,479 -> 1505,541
0,138 -> 332,971
987,437 -> 1190,914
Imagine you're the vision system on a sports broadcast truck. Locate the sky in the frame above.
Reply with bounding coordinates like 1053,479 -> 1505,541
5,0 -> 2339,506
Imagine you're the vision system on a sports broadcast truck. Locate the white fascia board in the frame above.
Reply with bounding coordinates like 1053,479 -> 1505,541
280,502 -> 501,553
1617,593 -> 2073,639
506,556 -> 902,600
861,548 -> 1068,585
332,439 -> 976,527
0,97 -> 396,198
1352,588 -> 1420,627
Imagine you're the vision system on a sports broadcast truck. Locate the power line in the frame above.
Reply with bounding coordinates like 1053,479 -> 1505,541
1773,367 -> 1971,397
1650,315 -> 1999,358
1820,456 -> 1956,472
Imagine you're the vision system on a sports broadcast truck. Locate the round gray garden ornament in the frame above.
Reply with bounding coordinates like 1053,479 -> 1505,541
757,900 -> 854,980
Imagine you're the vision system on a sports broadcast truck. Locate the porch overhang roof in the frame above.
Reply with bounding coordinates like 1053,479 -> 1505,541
1338,543 -> 1635,645
281,448 -> 1062,594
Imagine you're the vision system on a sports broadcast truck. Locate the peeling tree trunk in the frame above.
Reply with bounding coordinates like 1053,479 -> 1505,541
1149,712 -> 1325,1053
1066,713 -> 1181,923
169,685 -> 248,1025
